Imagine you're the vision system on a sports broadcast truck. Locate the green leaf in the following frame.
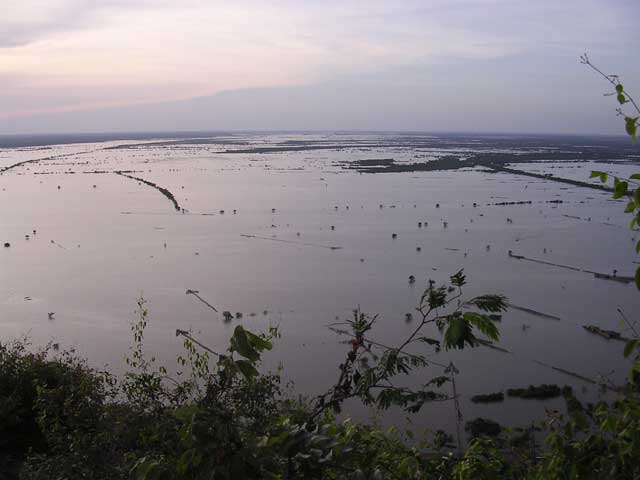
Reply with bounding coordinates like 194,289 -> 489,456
417,337 -> 441,347
617,93 -> 627,105
416,337 -> 441,352
630,173 -> 640,180
464,312 -> 500,341
624,339 -> 639,358
616,84 -> 624,94
177,449 -> 201,474
230,326 -> 260,361
635,265 -> 640,290
236,359 -> 259,378
637,240 -> 640,255
426,286 -> 447,309
466,294 -> 508,312
625,200 -> 635,213
443,316 -> 476,350
244,330 -> 273,352
591,170 -> 609,183
173,405 -> 200,422
425,375 -> 450,387
131,458 -> 163,480
625,117 -> 638,139
450,269 -> 466,287
613,179 -> 628,199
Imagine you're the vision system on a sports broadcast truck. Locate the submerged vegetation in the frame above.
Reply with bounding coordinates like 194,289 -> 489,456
114,171 -> 182,211
506,385 -> 568,401
470,391 -> 504,404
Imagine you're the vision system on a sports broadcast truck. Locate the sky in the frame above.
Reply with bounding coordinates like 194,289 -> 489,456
1,0 -> 638,135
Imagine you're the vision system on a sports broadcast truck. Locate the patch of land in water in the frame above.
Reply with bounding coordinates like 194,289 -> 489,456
343,151 -> 627,193
224,144 -> 366,154
115,171 -> 182,211
339,158 -> 396,168
105,137 -> 249,149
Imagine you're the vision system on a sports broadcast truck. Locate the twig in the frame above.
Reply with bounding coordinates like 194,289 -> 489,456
446,362 -> 463,454
175,329 -> 222,358
240,234 -> 341,250
617,307 -> 639,337
507,303 -> 561,321
532,359 -> 620,393
581,53 -> 640,116
474,338 -> 512,354
186,289 -> 218,312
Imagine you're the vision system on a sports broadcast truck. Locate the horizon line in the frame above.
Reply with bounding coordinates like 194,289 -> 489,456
0,129 -> 631,139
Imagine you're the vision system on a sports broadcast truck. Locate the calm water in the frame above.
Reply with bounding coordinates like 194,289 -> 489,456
1,132 -> 639,436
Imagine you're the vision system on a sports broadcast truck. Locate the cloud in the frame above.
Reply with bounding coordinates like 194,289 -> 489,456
0,72 -> 206,116
0,54 -> 632,136
0,0 -> 173,48
0,0 -> 638,132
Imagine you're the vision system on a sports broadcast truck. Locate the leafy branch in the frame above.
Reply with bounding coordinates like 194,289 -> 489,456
311,270 -> 507,420
581,53 -> 640,139
584,55 -> 640,384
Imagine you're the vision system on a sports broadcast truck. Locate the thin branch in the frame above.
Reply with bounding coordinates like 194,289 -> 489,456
337,332 -> 449,369
617,307 -> 639,337
186,289 -> 218,312
175,329 -> 223,358
397,308 -> 435,352
581,53 -> 640,116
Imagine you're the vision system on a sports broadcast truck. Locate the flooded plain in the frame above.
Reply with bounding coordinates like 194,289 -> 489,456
2,132 -> 639,437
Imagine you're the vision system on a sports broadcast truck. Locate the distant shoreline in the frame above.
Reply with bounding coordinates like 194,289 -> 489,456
0,131 -> 632,149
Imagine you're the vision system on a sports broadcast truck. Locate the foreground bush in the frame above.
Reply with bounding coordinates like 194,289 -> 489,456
1,279 -> 639,479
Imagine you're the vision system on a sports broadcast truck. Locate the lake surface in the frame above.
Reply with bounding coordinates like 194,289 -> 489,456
2,132 -> 639,438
